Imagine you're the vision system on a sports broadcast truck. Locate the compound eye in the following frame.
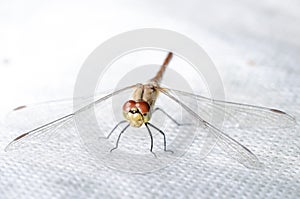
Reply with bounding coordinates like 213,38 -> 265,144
123,100 -> 136,112
135,101 -> 150,114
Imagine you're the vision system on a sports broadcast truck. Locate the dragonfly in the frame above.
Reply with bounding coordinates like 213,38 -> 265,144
5,52 -> 296,169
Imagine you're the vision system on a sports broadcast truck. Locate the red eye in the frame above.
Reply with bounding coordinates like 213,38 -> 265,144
123,100 -> 136,112
135,101 -> 150,114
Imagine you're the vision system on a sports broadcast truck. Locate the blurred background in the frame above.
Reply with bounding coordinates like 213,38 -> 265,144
0,0 -> 299,198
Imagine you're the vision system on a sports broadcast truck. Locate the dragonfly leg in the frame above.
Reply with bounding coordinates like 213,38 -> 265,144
110,124 -> 130,153
147,122 -> 174,154
99,120 -> 127,139
145,123 -> 157,158
153,107 -> 190,126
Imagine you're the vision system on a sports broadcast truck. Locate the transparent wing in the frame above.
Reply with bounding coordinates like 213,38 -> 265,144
4,114 -> 74,151
5,89 -> 114,129
164,88 -> 296,129
4,85 -> 136,151
6,99 -> 78,131
158,87 -> 264,169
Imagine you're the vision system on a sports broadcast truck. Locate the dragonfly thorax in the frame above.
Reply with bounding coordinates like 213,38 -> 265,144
122,100 -> 151,127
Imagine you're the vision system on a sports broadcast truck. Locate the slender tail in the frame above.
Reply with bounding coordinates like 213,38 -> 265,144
150,52 -> 173,84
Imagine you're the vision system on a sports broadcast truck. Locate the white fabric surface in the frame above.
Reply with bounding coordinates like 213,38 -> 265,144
0,0 -> 299,198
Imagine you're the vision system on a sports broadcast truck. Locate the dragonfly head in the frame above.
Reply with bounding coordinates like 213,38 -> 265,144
122,100 -> 151,127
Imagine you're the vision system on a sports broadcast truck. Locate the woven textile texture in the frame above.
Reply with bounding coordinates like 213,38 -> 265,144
0,0 -> 299,198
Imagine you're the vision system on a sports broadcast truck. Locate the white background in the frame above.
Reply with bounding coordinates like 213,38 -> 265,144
0,0 -> 299,198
